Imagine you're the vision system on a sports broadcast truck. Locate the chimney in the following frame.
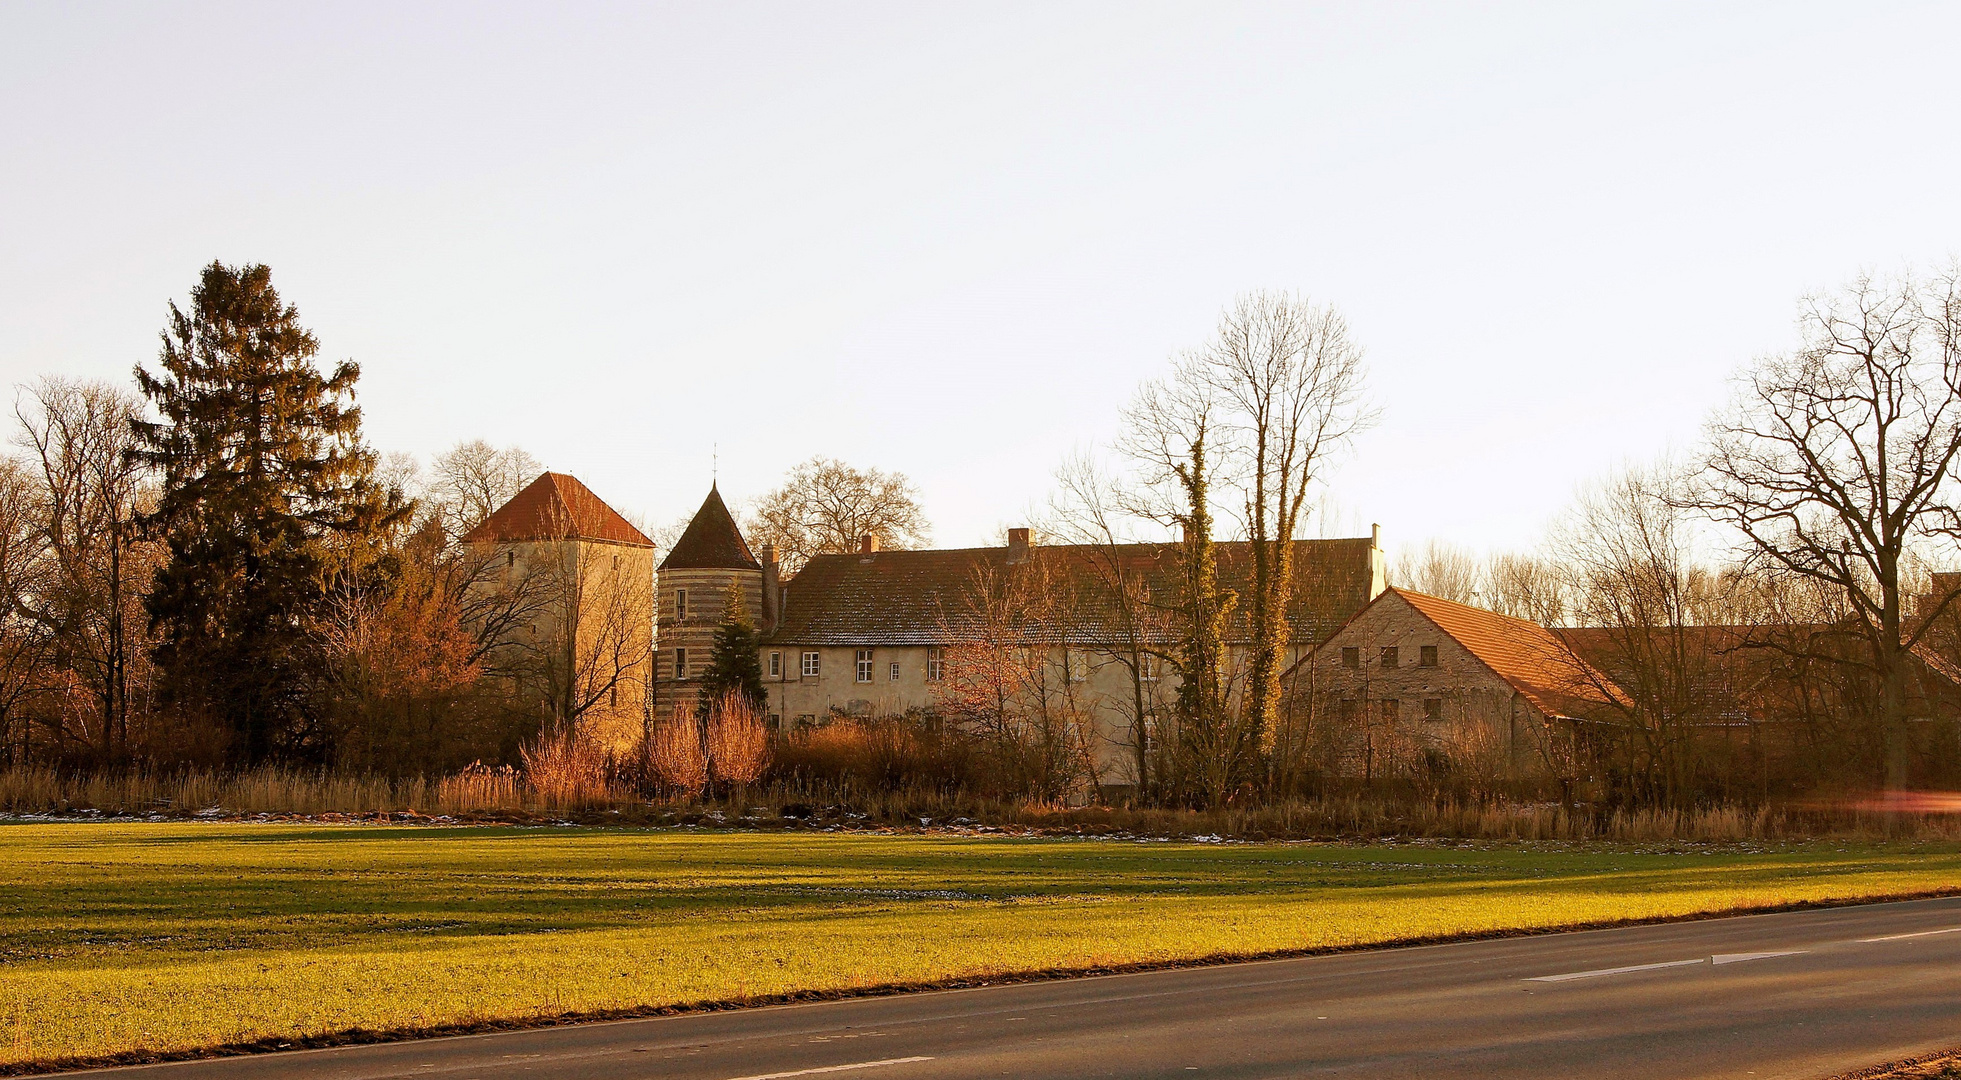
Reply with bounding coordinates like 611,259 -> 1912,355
760,544 -> 780,631
1368,523 -> 1387,600
1007,527 -> 1031,564
860,534 -> 878,555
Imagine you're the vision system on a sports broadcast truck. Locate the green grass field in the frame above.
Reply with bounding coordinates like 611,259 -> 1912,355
4,823 -> 1960,1069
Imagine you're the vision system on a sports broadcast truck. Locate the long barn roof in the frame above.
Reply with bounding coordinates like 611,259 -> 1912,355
770,537 -> 1379,647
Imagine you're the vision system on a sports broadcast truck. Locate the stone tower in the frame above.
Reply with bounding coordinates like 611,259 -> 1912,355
656,485 -> 765,721
462,472 -> 656,755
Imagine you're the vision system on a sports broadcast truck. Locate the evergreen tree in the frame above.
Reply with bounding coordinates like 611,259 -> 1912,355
133,261 -> 406,764
696,581 -> 766,721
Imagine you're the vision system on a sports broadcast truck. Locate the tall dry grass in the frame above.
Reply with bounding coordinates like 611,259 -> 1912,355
0,764 -> 527,817
705,691 -> 771,787
519,733 -> 626,810
7,763 -> 1961,842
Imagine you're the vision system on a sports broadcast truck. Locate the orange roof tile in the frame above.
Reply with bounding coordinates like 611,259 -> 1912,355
1392,588 -> 1625,717
462,472 -> 652,547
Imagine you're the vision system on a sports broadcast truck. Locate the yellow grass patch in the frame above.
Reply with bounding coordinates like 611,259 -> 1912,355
3,823 -> 1959,1068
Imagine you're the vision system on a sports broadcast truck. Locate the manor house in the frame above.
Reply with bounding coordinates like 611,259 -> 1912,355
651,484 -> 1388,786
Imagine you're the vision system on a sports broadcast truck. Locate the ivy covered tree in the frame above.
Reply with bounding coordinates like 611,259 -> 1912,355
696,581 -> 765,721
133,261 -> 406,764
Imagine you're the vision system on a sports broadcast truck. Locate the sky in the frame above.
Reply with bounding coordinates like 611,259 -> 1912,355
3,2 -> 1959,558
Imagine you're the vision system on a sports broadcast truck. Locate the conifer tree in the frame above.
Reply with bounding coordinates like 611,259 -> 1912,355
696,581 -> 765,721
133,261 -> 406,763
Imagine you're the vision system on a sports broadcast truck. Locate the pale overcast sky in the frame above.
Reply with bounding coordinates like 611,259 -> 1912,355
3,2 -> 1958,556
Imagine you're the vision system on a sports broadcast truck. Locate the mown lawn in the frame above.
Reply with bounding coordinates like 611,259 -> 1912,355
3,823 -> 1959,1068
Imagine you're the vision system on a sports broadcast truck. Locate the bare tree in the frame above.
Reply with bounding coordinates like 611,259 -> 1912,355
933,557 -> 1097,802
1484,552 -> 1569,625
746,457 -> 929,574
1184,292 -> 1374,776
1042,452 -> 1176,792
13,378 -> 154,763
535,521 -> 654,744
0,458 -> 51,764
1689,270 -> 1961,785
1554,466 -> 1730,806
1395,539 -> 1483,605
1118,371 -> 1246,805
427,440 -> 541,539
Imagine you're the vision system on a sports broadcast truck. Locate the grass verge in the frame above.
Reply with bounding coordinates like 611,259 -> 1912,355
4,823 -> 1961,1073
1832,1050 -> 1961,1078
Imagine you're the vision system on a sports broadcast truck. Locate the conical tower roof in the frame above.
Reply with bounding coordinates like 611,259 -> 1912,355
462,472 -> 652,547
660,485 -> 760,571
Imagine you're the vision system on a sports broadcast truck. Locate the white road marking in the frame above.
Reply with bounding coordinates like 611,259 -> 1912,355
725,1056 -> 934,1080
1712,951 -> 1809,965
1860,926 -> 1961,943
1527,958 -> 1706,982
1532,949 -> 1815,981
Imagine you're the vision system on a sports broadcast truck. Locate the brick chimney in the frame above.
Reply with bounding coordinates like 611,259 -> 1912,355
860,534 -> 878,555
1007,527 -> 1031,564
760,543 -> 780,631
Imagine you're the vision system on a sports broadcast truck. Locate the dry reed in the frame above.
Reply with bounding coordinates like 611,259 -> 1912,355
7,765 -> 1961,842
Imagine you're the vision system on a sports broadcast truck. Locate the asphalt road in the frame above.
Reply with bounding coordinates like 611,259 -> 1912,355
77,896 -> 1961,1080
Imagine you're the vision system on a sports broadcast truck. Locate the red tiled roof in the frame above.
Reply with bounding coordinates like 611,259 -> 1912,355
769,537 -> 1378,647
660,486 -> 760,571
1393,589 -> 1625,717
462,472 -> 652,548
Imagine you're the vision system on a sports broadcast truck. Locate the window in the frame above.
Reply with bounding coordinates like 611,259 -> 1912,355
795,713 -> 817,728
1380,646 -> 1399,669
856,649 -> 874,683
1067,650 -> 1087,682
1379,698 -> 1400,722
927,647 -> 945,682
1341,647 -> 1359,669
1141,655 -> 1160,681
676,589 -> 689,620
801,651 -> 820,677
506,550 -> 516,568
674,647 -> 688,680
1338,698 -> 1358,720
1419,645 -> 1438,668
769,651 -> 782,678
610,684 -> 619,708
767,713 -> 782,731
1423,698 -> 1443,721
889,661 -> 901,682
